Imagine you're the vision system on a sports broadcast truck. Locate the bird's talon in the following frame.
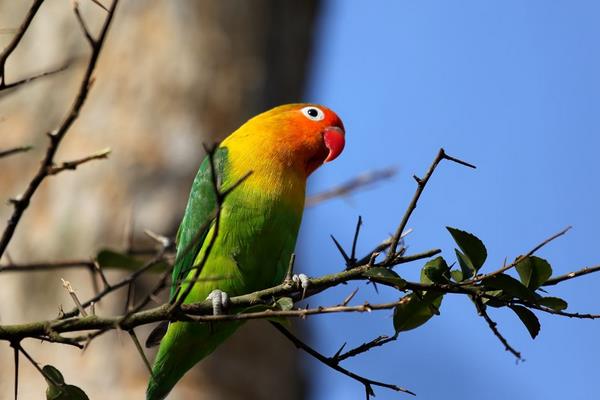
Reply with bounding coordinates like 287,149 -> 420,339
206,289 -> 229,315
291,273 -> 310,289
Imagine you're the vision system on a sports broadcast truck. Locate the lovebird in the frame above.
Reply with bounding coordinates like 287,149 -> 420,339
146,104 -> 345,399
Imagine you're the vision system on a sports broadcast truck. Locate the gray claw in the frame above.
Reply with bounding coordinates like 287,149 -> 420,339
292,273 -> 310,290
206,289 -> 229,315
292,273 -> 310,299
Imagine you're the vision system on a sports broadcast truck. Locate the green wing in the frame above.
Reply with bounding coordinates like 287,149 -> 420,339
170,147 -> 229,300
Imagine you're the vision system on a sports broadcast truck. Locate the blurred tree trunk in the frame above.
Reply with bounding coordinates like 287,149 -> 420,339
0,1 -> 319,398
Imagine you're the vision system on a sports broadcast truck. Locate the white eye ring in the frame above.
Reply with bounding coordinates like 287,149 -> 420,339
300,106 -> 325,121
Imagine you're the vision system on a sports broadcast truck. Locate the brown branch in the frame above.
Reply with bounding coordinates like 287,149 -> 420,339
47,148 -> 111,175
385,149 -> 476,263
464,226 -> 572,285
543,264 -> 600,286
0,0 -> 45,88
0,0 -> 120,259
0,60 -> 72,93
0,259 -> 94,273
0,146 -> 32,159
271,323 -> 415,398
306,167 -> 397,207
331,334 -> 398,363
474,298 -> 522,361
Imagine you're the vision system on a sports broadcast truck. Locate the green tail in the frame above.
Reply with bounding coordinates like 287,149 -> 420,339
146,320 -> 241,400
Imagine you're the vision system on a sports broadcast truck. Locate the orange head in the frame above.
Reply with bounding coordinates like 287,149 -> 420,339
224,103 -> 346,177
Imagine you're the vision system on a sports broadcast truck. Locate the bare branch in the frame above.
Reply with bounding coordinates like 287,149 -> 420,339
474,298 -> 522,361
47,148 -> 111,175
0,0 -> 45,87
0,0 -> 120,259
543,263 -> 600,286
306,167 -> 397,207
386,148 -> 476,263
0,146 -> 32,159
271,323 -> 415,397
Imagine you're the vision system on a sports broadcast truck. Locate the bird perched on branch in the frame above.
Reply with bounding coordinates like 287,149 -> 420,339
146,103 -> 345,400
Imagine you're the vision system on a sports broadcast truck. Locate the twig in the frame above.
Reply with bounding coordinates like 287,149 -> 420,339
332,334 -> 398,363
13,345 -> 18,400
47,148 -> 111,175
0,0 -> 120,259
0,259 -> 94,273
271,322 -> 415,397
306,167 -> 397,207
61,279 -> 88,317
0,61 -> 72,93
474,298 -> 522,361
128,329 -> 153,376
386,148 -> 475,263
0,146 -> 32,159
0,0 -> 45,88
543,264 -> 600,286
464,226 -> 572,284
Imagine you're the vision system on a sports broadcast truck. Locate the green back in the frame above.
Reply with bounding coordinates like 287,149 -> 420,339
170,148 -> 228,300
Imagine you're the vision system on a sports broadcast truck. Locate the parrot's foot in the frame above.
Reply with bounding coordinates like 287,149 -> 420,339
291,273 -> 310,299
206,289 -> 229,315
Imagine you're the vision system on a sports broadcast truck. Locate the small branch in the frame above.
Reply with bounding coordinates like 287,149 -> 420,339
271,322 -> 415,397
89,0 -> 109,12
47,148 -> 111,175
332,334 -> 398,363
474,298 -> 522,361
0,60 -> 72,93
543,263 -> 600,286
465,226 -> 572,284
0,146 -> 32,159
61,279 -> 88,317
306,167 -> 397,207
73,2 -> 96,46
386,149 -> 475,263
13,345 -> 18,400
0,0 -> 45,87
128,329 -> 153,376
0,0 -> 120,259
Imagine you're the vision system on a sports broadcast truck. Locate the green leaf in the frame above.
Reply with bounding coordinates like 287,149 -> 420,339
275,297 -> 294,311
420,256 -> 449,284
482,274 -> 537,302
364,268 -> 406,288
447,227 -> 487,271
510,305 -> 541,339
43,365 -> 89,400
393,292 -> 443,333
481,290 -> 504,307
515,256 -> 552,289
536,296 -> 568,311
450,270 -> 464,282
455,249 -> 475,280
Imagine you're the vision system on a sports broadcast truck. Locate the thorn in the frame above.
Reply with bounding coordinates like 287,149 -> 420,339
341,287 -> 359,306
143,229 -> 171,248
61,278 -> 87,316
285,253 -> 296,283
332,342 -> 347,360
330,234 -> 351,264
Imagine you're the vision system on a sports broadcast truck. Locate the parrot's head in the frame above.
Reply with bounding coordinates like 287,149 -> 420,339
236,103 -> 346,176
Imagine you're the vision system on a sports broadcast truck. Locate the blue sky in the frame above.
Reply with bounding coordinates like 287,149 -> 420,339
298,1 -> 600,399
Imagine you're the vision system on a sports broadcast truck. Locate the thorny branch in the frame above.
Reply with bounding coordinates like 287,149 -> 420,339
1,2 -> 599,399
0,0 -> 118,259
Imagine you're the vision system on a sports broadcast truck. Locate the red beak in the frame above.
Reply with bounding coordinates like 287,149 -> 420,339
323,126 -> 345,162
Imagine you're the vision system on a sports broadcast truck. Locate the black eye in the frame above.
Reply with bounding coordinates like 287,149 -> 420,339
301,106 -> 325,121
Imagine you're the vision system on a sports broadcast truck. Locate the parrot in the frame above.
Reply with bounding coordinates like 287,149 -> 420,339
146,103 -> 345,400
